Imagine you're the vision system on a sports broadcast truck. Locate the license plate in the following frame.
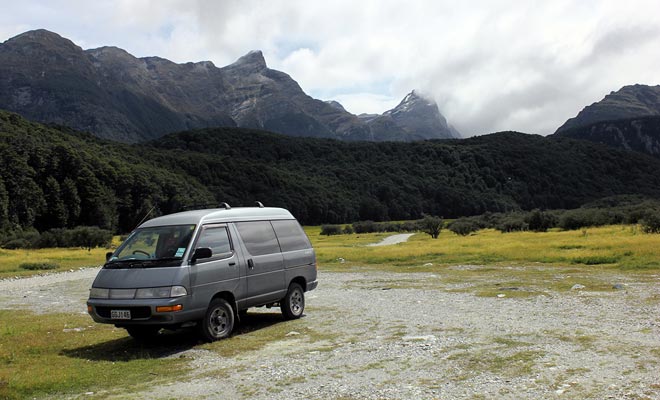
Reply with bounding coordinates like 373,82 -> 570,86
111,310 -> 131,320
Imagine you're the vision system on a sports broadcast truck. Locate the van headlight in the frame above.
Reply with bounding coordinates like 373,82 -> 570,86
89,287 -> 109,299
135,286 -> 188,299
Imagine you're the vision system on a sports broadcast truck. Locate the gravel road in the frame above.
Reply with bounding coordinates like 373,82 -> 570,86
1,266 -> 659,399
367,233 -> 415,247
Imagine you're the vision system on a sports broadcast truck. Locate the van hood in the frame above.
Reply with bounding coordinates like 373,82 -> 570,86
92,266 -> 189,289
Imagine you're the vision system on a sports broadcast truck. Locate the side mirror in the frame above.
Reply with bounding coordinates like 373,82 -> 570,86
105,252 -> 114,261
191,247 -> 212,262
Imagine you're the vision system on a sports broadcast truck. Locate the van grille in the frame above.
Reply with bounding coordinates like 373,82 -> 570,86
95,306 -> 151,319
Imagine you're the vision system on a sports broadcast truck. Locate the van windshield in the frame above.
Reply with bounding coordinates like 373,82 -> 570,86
108,225 -> 196,266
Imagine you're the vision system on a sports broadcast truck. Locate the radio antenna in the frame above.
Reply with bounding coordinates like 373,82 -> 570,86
134,205 -> 156,230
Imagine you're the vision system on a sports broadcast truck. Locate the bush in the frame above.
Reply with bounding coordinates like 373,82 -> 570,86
2,238 -> 30,249
641,211 -> 660,233
495,214 -> 528,233
401,221 -> 420,232
19,262 -> 59,270
420,215 -> 443,239
68,226 -> 113,251
320,224 -> 342,236
352,220 -> 378,234
526,209 -> 557,232
342,225 -> 355,234
448,219 -> 480,236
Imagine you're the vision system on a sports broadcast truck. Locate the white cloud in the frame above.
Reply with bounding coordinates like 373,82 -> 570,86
2,0 -> 660,136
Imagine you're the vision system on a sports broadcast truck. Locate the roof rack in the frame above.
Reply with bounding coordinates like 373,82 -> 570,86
181,202 -> 232,211
181,202 -> 264,211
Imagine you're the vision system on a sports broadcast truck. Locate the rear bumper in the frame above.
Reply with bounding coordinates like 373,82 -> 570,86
86,296 -> 204,326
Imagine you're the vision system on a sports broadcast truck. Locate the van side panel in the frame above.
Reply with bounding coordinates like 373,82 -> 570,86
233,221 -> 287,307
283,248 -> 317,289
189,254 -> 240,314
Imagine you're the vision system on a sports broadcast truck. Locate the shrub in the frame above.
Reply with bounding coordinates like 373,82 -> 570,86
320,224 -> 342,236
342,225 -> 355,234
2,238 -> 30,249
420,215 -> 443,239
640,211 -> 660,234
448,219 -> 480,236
526,209 -> 557,232
19,262 -> 59,270
68,226 -> 113,251
352,220 -> 378,234
494,213 -> 528,232
401,221 -> 420,232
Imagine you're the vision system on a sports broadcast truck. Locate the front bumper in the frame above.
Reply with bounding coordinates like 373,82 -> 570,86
87,296 -> 204,326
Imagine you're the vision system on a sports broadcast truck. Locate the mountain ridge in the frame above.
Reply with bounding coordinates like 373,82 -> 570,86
556,84 -> 660,133
0,29 -> 458,142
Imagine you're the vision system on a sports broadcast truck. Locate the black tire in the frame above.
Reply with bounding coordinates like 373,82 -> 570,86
199,298 -> 235,342
281,283 -> 305,320
126,326 -> 160,341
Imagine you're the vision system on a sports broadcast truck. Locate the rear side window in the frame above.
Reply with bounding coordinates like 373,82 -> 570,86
196,226 -> 232,258
235,221 -> 280,256
271,220 -> 311,252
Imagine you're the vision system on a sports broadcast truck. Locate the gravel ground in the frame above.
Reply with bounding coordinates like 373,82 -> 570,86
367,234 -> 415,247
1,266 -> 659,399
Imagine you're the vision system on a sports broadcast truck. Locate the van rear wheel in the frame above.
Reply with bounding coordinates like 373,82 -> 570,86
281,283 -> 305,320
199,298 -> 234,342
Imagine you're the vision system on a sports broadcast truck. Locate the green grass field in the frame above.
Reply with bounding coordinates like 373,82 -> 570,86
0,224 -> 659,398
1,225 -> 659,280
308,225 -> 660,272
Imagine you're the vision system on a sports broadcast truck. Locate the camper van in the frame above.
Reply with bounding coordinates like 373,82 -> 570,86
86,205 -> 317,341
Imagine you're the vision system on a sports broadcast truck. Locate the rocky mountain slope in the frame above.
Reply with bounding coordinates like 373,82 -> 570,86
554,116 -> 660,158
556,84 -> 660,133
0,29 -> 458,142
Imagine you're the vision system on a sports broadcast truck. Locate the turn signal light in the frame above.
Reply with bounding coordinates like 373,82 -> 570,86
156,305 -> 183,313
87,305 -> 93,313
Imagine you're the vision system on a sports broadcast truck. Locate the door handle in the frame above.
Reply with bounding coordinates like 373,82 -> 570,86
247,259 -> 254,269
228,261 -> 236,266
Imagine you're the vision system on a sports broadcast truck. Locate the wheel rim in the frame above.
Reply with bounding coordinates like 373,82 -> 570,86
210,307 -> 229,337
290,289 -> 303,315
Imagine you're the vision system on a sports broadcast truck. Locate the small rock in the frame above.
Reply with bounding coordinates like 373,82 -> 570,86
337,257 -> 345,263
285,331 -> 300,337
423,263 -> 433,266
497,294 -> 506,298
571,284 -> 585,290
85,392 -> 94,396
612,283 -> 625,290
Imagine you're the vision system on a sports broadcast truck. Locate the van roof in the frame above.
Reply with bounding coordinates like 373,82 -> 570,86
139,207 -> 295,228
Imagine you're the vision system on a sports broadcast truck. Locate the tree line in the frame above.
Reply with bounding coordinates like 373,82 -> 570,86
3,109 -> 660,248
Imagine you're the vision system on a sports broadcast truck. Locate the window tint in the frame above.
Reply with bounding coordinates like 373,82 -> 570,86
271,220 -> 311,252
235,221 -> 280,256
196,226 -> 232,257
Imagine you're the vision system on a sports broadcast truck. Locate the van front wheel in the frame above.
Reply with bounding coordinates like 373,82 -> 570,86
281,283 -> 305,320
199,298 -> 234,342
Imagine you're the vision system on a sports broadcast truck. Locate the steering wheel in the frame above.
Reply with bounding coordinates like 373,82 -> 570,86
132,250 -> 150,257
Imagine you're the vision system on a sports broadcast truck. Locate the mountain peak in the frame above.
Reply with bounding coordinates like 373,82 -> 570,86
3,29 -> 81,52
227,50 -> 267,72
380,90 -> 460,139
556,84 -> 660,133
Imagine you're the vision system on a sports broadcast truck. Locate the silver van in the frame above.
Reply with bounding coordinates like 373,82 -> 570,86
86,205 -> 317,341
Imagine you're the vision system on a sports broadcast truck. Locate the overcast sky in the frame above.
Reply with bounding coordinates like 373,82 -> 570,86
2,0 -> 660,136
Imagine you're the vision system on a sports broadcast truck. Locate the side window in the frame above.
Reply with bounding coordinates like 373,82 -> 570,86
271,220 -> 311,252
196,226 -> 232,258
235,221 -> 281,256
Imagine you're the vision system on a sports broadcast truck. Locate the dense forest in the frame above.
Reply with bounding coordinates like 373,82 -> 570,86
2,109 -> 660,236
